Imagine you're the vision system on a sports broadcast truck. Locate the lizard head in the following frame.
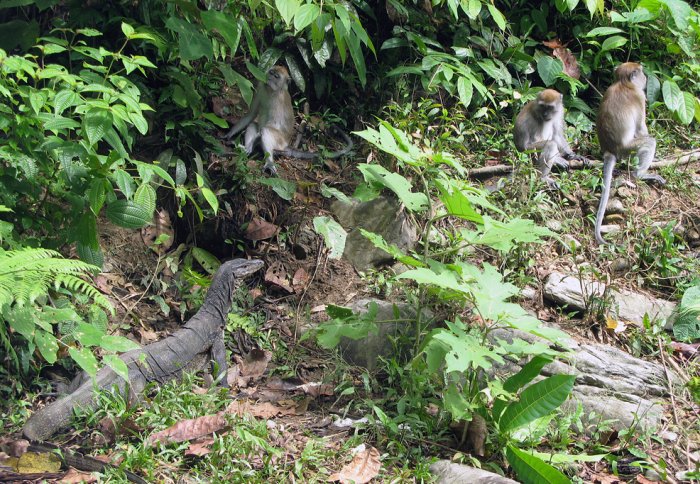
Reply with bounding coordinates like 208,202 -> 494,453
222,258 -> 265,279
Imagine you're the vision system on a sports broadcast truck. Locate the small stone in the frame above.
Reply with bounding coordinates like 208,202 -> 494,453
600,224 -> 621,234
604,213 -> 624,222
546,219 -> 563,232
659,430 -> 678,442
617,186 -> 634,199
645,469 -> 662,481
559,235 -> 581,253
520,286 -> 537,300
605,198 -> 625,215
610,258 -> 631,273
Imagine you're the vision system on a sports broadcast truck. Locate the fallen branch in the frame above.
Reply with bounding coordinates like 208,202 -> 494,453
467,149 -> 700,178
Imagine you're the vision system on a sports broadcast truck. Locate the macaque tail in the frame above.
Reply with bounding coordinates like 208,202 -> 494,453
276,126 -> 353,160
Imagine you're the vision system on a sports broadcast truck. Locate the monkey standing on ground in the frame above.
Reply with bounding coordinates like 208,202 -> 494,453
223,65 -> 353,176
514,89 -> 586,189
595,62 -> 665,245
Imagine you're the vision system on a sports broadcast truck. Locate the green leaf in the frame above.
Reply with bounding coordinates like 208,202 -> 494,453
676,91 -> 696,125
53,89 -> 78,115
121,22 -> 134,38
319,183 -> 350,203
74,322 -> 105,347
165,16 -> 213,61
432,321 -> 505,373
76,242 -> 104,269
583,0 -> 604,16
584,27 -> 625,36
437,183 -> 483,223
34,330 -> 59,364
87,178 -> 107,214
103,354 -> 129,382
357,164 -> 429,212
114,169 -> 135,200
506,445 -> 571,484
662,80 -> 682,112
69,346 -> 100,378
134,183 -> 157,216
504,355 -> 554,393
457,76 -> 473,108
536,57 -> 563,87
275,0 -> 301,26
202,112 -> 228,128
314,302 -> 378,348
99,335 -> 141,352
499,375 -> 576,431
198,187 -> 218,214
360,229 -> 425,267
191,247 -> 220,275
471,216 -> 553,253
201,10 -> 241,53
105,200 -> 152,229
487,4 -> 506,30
83,108 -> 112,146
294,3 -> 319,31
313,216 -> 347,259
600,35 -> 628,52
259,178 -> 297,201
6,307 -> 35,339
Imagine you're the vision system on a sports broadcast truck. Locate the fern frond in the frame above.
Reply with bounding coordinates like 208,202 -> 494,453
0,248 -> 112,312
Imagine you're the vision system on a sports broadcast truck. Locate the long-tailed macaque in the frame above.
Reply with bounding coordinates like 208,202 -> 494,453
595,62 -> 665,245
514,89 -> 586,189
223,65 -> 352,176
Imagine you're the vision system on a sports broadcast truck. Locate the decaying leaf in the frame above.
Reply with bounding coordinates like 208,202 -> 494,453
185,437 -> 215,457
543,39 -> 580,79
328,446 -> 381,484
245,216 -> 279,241
226,400 -> 297,419
233,349 -> 272,387
16,450 -> 62,473
60,468 -> 99,483
292,267 -> 310,293
297,382 -> 334,397
265,261 -> 293,293
147,413 -> 228,446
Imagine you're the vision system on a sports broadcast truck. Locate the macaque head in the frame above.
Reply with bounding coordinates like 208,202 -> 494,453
266,65 -> 291,92
535,89 -> 564,122
615,62 -> 647,92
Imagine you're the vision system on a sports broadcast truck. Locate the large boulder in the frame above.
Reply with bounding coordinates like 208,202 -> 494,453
331,196 -> 418,271
429,461 -> 520,484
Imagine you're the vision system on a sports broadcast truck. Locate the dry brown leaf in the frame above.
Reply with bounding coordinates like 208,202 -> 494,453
636,475 -> 657,483
147,413 -> 228,446
137,326 -> 159,344
292,267 -> 310,292
543,39 -> 580,79
589,473 -> 621,484
265,262 -> 293,293
245,216 -> 279,241
249,287 -> 263,300
140,209 -> 174,254
328,446 -> 381,484
0,438 -> 29,458
670,341 -> 699,358
59,468 -> 99,483
226,400 -> 297,419
185,437 -> 215,457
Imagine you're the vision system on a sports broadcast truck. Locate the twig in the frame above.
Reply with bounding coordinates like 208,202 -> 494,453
467,149 -> 700,178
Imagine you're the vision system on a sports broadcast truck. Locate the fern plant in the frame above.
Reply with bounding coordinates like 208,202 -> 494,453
0,248 -> 139,381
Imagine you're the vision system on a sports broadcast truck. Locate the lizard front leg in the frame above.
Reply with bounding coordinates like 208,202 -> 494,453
210,332 -> 229,388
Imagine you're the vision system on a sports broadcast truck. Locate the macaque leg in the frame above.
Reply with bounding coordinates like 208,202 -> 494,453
631,136 -> 665,185
260,127 -> 281,176
537,140 -> 567,189
244,123 -> 259,154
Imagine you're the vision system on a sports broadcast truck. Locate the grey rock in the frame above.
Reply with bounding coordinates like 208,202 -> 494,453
610,258 -> 631,273
599,224 -> 621,234
338,298 -> 432,371
490,327 -> 678,432
331,196 -> 418,271
543,272 -> 676,328
559,234 -> 581,253
429,461 -> 519,484
546,219 -> 563,232
605,198 -> 625,215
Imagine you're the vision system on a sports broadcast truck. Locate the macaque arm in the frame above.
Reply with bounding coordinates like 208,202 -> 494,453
224,95 -> 260,139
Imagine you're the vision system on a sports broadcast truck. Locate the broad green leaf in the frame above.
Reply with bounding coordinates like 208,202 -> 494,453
134,183 -> 157,216
536,57 -> 563,86
346,28 -> 367,87
357,164 -> 429,212
6,307 -> 35,339
313,216 -> 347,259
360,229 -> 425,267
75,322 -> 105,347
583,0 -> 604,16
259,178 -> 297,201
585,27 -> 625,36
465,0 -> 481,18
438,183 -> 483,223
504,355 -> 554,393
165,17 -> 213,61
105,200 -> 152,229
202,112 -> 228,129
99,335 -> 141,352
88,178 -> 107,214
201,187 -> 219,214
433,326 -> 505,373
83,108 -> 112,146
192,247 -> 221,274
76,241 -> 104,269
69,346 -> 100,377
470,216 -> 554,253
487,4 -> 506,30
294,3 -> 320,31
314,302 -> 378,348
132,160 -> 175,187
506,445 -> 571,484
676,91 -> 696,125
397,267 -> 471,293
201,10 -> 241,53
76,212 -> 99,250
121,22 -> 135,38
114,169 -> 135,200
499,375 -> 576,431
129,111 -> 148,135
275,0 -> 301,26
600,35 -> 627,52
53,89 -> 78,115
319,183 -> 350,203
35,330 -> 59,364
103,354 -> 129,382
457,76 -> 473,108
531,451 -> 606,463
662,80 -> 682,111
42,115 -> 80,132
646,73 -> 661,104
